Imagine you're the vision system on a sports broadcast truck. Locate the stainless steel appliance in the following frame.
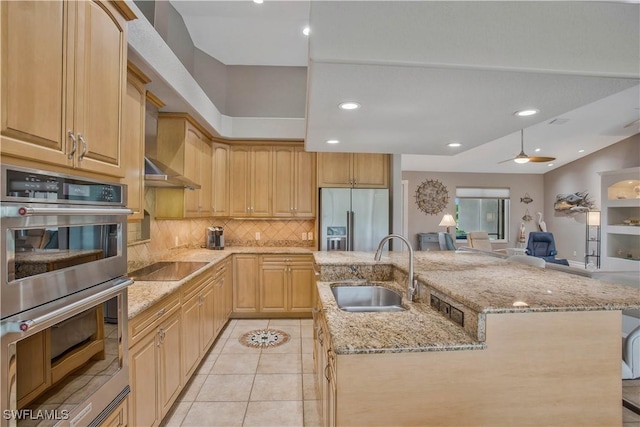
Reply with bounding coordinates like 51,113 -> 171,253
320,188 -> 389,251
206,226 -> 224,250
0,165 -> 132,427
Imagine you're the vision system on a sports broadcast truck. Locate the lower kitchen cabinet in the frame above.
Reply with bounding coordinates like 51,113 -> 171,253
213,260 -> 232,336
259,255 -> 315,313
98,396 -> 128,427
233,254 -> 260,313
181,267 -> 215,380
313,303 -> 336,427
128,293 -> 182,427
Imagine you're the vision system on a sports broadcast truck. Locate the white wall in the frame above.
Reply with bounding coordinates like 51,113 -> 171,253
401,171 -> 544,250
543,134 -> 640,264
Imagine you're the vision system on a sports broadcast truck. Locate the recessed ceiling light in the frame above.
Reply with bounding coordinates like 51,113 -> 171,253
447,142 -> 461,148
578,149 -> 585,153
302,26 -> 310,36
514,109 -> 539,117
253,0 -> 263,4
547,163 -> 554,167
534,148 -> 541,152
326,139 -> 340,144
338,101 -> 360,110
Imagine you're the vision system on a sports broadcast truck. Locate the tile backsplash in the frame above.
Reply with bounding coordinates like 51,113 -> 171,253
128,190 -> 315,263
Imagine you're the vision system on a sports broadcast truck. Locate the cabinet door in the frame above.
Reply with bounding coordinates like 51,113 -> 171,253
233,255 -> 259,312
213,276 -> 225,337
295,148 -> 316,217
181,295 -> 201,380
1,0 -> 69,166
251,146 -> 272,217
272,147 -> 295,217
224,259 -> 234,318
201,283 -> 216,352
159,311 -> 182,418
122,65 -> 147,221
212,143 -> 230,217
229,146 -> 251,216
74,0 -> 127,177
317,153 -> 353,187
260,264 -> 288,312
16,330 -> 51,408
184,128 -> 202,217
129,331 -> 159,427
352,153 -> 388,188
289,263 -> 315,312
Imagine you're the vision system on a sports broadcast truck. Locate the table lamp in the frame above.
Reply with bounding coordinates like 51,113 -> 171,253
439,213 -> 456,234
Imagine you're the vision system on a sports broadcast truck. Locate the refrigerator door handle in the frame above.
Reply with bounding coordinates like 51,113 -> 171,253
347,210 -> 355,251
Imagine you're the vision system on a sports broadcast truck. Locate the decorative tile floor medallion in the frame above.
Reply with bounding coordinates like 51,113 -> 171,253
239,329 -> 290,348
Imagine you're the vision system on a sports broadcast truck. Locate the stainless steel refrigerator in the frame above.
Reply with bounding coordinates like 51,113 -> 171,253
320,188 -> 389,251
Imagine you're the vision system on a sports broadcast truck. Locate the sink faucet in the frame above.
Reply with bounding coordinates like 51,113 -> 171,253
374,234 -> 417,302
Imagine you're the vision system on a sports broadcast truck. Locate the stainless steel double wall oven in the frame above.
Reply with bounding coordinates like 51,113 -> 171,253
0,165 -> 132,427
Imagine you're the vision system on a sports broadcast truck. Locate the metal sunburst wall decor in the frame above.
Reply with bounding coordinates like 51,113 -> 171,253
415,179 -> 449,215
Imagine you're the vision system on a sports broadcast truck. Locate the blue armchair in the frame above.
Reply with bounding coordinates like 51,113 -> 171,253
525,232 -> 569,266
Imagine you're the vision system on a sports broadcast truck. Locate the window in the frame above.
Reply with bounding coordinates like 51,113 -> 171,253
455,188 -> 510,241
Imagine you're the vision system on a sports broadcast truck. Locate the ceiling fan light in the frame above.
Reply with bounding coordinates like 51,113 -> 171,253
514,157 -> 530,164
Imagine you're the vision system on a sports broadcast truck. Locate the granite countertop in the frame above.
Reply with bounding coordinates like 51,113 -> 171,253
127,247 -> 313,318
316,280 -> 483,355
313,251 -> 640,314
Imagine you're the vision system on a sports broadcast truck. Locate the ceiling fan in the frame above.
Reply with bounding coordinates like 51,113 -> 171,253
499,129 -> 556,164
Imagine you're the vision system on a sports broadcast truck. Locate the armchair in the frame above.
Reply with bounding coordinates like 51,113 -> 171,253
466,232 -> 506,254
525,232 -> 569,266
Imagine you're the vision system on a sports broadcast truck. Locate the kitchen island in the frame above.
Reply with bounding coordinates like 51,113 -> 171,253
313,250 -> 640,426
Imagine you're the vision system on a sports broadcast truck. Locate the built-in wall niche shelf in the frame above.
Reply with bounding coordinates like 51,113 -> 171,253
600,167 -> 640,271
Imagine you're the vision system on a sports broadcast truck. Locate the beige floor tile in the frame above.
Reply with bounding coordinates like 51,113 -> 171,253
257,353 -> 301,374
268,319 -> 301,326
211,353 -> 260,375
267,324 -> 301,339
219,320 -> 237,338
196,352 -> 220,375
250,374 -> 302,401
301,338 -> 314,354
196,374 -> 255,402
210,337 -> 228,354
624,406 -> 640,423
300,319 -> 313,326
181,401 -> 248,427
243,401 -> 304,427
260,338 -> 301,354
160,401 -> 191,427
234,319 -> 270,329
303,400 -> 322,427
301,326 -> 314,338
302,374 -> 318,400
222,337 -> 264,354
301,352 -> 315,374
179,374 -> 207,402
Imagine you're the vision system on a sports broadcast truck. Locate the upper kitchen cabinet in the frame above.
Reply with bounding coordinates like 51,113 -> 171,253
155,114 -> 213,219
273,146 -> 316,218
211,142 -> 230,217
229,145 -> 272,217
317,153 -> 389,188
0,0 -> 134,178
122,64 -> 150,221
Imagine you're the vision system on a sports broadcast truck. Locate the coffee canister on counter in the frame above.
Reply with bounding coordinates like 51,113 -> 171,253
206,226 -> 224,250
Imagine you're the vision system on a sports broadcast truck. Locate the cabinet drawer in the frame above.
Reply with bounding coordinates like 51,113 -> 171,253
98,396 -> 128,427
129,293 -> 180,346
213,261 -> 227,279
261,254 -> 313,264
181,267 -> 213,301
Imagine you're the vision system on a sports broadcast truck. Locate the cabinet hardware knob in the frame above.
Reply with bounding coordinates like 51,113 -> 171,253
78,134 -> 88,161
67,131 -> 77,159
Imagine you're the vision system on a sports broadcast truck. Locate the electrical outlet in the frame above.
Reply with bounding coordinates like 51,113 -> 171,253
573,251 -> 577,256
301,232 -> 307,240
308,231 -> 313,240
255,232 -> 261,240
174,236 -> 179,246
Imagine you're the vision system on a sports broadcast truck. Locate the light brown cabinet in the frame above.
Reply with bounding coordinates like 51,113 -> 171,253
260,255 -> 315,313
233,254 -> 260,313
313,304 -> 336,427
213,260 -> 233,337
229,146 -> 272,217
181,268 -> 215,380
211,142 -> 230,217
98,397 -> 128,427
128,293 -> 182,427
273,147 -> 316,218
122,63 -> 149,221
154,115 -> 214,219
317,153 -> 389,188
0,0 -> 133,178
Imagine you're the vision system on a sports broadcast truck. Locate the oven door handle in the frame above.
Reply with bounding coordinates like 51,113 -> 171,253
17,206 -> 133,216
5,278 -> 132,334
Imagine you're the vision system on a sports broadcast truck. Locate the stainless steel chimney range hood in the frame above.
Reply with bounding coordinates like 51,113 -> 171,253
144,157 -> 200,190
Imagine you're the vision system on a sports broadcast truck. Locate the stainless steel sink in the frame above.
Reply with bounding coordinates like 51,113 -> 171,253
129,261 -> 209,281
331,285 -> 406,312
